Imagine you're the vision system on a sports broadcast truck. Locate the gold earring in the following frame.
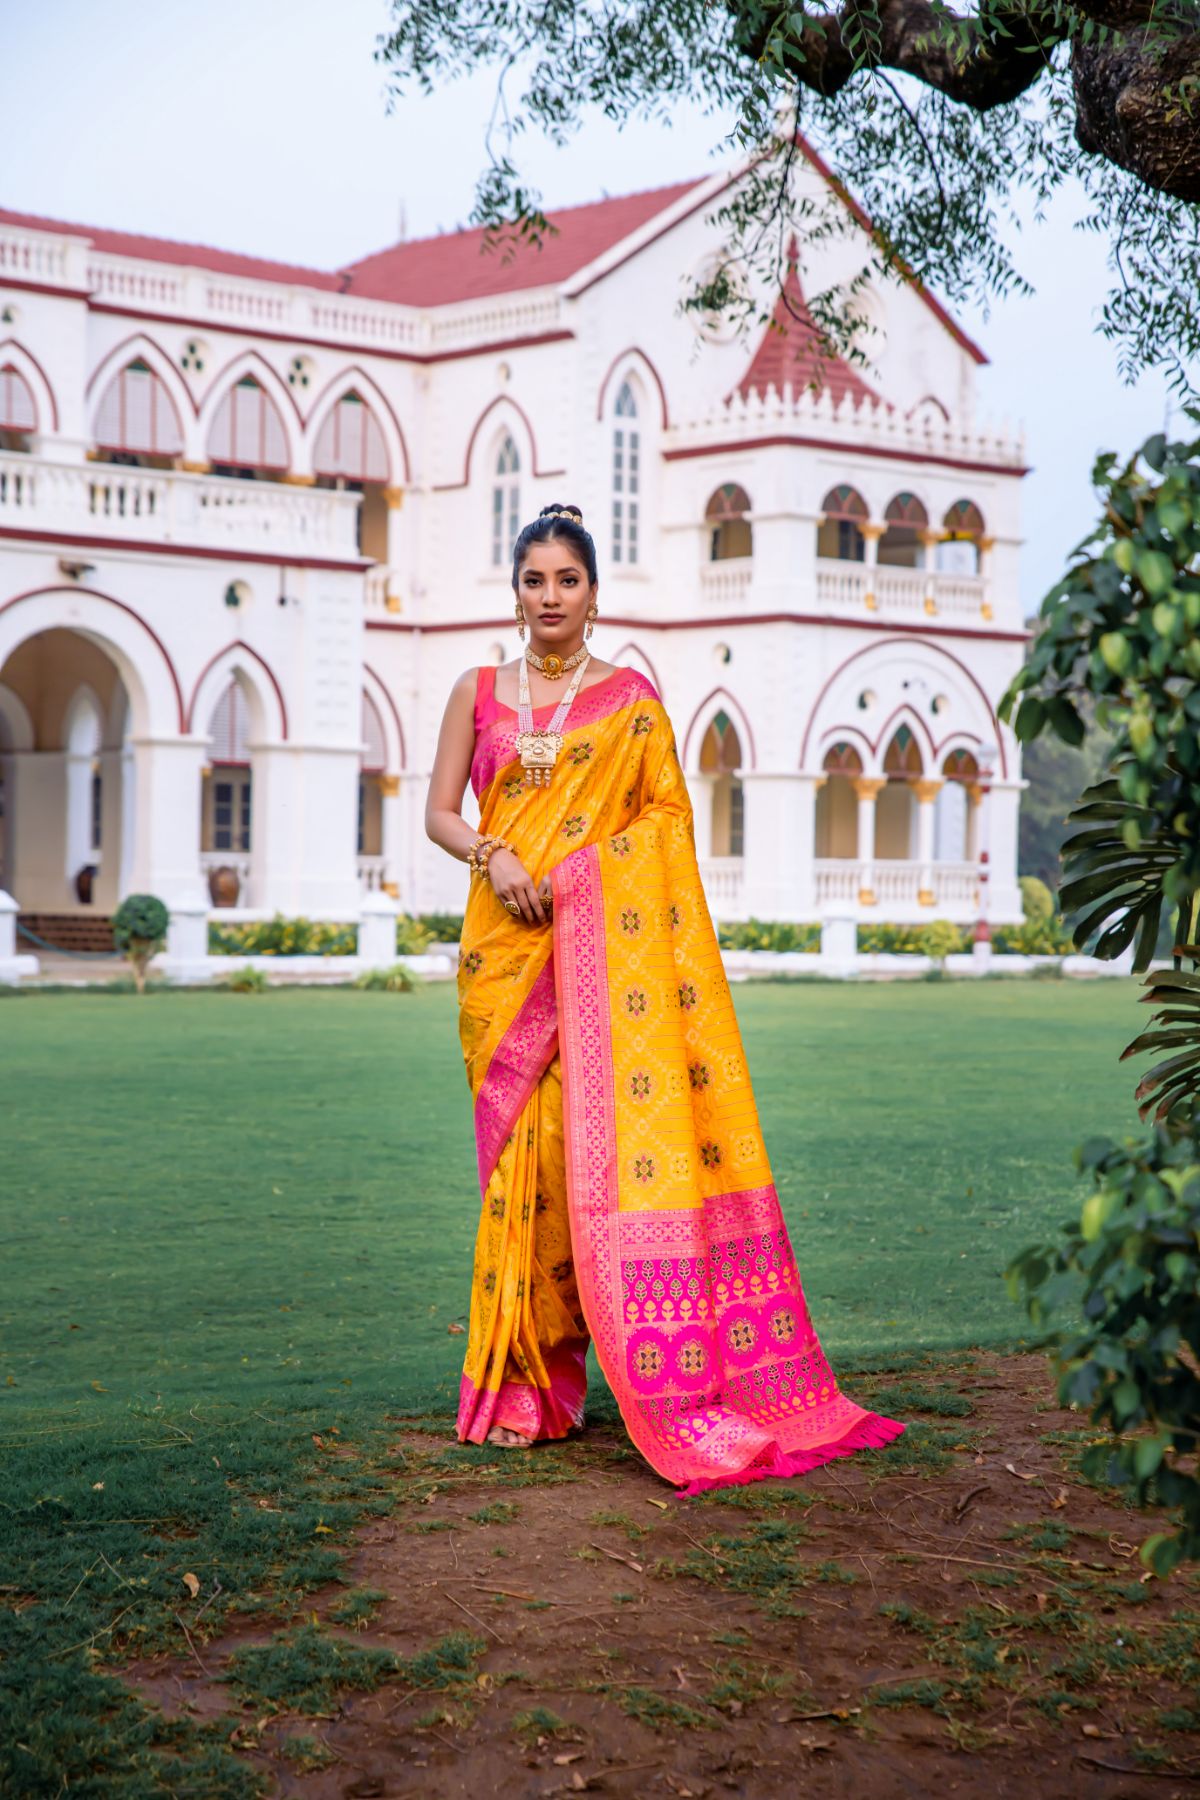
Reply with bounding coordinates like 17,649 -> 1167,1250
585,601 -> 598,640
514,601 -> 525,641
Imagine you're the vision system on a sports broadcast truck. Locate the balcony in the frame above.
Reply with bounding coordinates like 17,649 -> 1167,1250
698,856 -> 746,916
0,453 -> 363,562
698,559 -> 753,609
815,559 -> 989,623
815,858 -> 978,918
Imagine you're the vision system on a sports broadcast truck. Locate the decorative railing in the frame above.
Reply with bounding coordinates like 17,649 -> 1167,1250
364,565 -> 404,614
814,857 -> 978,913
815,559 -> 989,623
0,452 -> 363,559
698,559 -> 753,609
698,856 -> 745,914
357,855 -> 388,892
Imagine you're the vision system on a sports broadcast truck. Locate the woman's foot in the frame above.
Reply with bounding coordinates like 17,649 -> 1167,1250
486,1425 -> 533,1449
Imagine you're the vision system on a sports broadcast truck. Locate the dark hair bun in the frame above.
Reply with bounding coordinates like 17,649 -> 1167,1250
539,502 -> 584,524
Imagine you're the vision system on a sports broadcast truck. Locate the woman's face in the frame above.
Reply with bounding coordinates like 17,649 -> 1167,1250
515,540 -> 596,646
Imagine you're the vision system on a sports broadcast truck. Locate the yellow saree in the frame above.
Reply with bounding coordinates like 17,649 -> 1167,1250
456,662 -> 904,1492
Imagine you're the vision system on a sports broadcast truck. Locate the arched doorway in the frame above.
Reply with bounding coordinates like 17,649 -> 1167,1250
0,629 -> 134,945
878,725 -> 922,857
815,741 -> 862,857
698,711 -> 744,857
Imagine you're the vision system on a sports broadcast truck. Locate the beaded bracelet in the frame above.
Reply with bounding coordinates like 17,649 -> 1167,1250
468,835 -> 514,881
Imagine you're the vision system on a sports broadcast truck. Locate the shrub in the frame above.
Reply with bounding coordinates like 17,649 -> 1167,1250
991,917 -> 1074,955
395,914 -> 434,954
112,894 -> 169,995
917,920 -> 963,970
208,914 -> 357,957
1020,875 -> 1055,922
217,965 -> 269,993
418,912 -> 464,943
354,963 -> 420,994
1008,1130 -> 1200,1577
717,919 -> 820,953
857,922 -> 971,955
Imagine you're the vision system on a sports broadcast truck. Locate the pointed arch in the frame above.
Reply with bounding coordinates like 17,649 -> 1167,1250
609,640 -> 663,698
596,347 -> 670,429
0,338 -> 58,431
681,686 -> 757,771
435,393 -> 551,492
363,663 -> 406,769
881,716 -> 927,776
800,637 -> 1008,778
92,356 -> 185,459
199,350 -> 300,472
86,332 -> 196,412
186,640 -> 288,743
814,725 -> 873,771
0,681 -> 34,752
62,683 -> 105,755
305,365 -> 409,484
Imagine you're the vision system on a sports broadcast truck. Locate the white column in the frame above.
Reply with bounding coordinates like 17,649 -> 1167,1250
851,777 -> 885,906
740,772 -> 818,921
9,751 -> 68,911
913,778 -> 943,907
251,742 -> 361,917
127,736 -> 209,907
64,750 -> 94,893
986,779 -> 1024,924
379,773 -> 403,902
0,889 -> 39,982
685,772 -> 716,861
94,748 -> 125,912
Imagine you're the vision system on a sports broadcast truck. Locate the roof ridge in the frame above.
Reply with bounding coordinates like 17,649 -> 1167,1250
0,204 -> 335,280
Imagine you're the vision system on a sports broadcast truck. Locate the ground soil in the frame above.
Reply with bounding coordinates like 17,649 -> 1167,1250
117,1353 -> 1200,1799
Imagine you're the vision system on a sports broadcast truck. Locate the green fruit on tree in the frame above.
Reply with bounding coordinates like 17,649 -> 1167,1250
1099,631 -> 1133,675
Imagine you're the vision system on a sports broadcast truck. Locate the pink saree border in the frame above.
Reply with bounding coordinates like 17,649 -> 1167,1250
473,953 -> 559,1196
457,1342 -> 588,1445
471,667 -> 657,800
551,843 -> 905,1493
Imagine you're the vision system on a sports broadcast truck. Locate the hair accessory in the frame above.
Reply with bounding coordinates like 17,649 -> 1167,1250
544,508 -> 583,523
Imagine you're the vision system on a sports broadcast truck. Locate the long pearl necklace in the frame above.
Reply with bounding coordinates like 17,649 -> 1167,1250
515,650 -> 591,786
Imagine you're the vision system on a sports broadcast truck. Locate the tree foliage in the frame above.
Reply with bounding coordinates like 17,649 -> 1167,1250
378,0 -> 1200,389
112,894 -> 169,996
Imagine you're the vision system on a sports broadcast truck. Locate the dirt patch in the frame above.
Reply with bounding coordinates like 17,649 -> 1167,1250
116,1354 -> 1200,1798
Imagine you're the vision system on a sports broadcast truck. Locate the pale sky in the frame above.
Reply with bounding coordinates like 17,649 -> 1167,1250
3,0 -> 1181,612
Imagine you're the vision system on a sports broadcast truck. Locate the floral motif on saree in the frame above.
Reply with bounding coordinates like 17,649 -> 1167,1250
457,663 -> 904,1491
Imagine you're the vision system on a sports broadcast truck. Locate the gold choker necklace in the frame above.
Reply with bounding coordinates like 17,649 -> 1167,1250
524,643 -> 588,681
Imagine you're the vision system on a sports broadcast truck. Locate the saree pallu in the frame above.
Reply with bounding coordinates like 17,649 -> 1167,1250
456,664 -> 905,1492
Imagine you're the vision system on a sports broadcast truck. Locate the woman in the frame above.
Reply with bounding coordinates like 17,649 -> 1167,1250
425,504 -> 904,1492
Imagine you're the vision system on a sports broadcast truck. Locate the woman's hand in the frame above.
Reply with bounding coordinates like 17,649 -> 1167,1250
489,848 -> 547,924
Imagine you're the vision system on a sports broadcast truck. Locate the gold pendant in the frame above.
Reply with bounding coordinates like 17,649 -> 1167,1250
516,729 -> 562,784
541,653 -> 564,678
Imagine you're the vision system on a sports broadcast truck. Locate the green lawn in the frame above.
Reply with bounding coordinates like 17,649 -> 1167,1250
2,978 -> 1142,1416
0,978 -> 1149,1792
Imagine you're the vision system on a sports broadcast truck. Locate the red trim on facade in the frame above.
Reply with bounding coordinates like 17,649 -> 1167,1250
186,638 -> 289,739
433,393 -> 559,492
608,639 -> 665,700
680,684 -> 758,770
663,433 -> 1027,479
793,136 -> 989,368
304,365 -> 411,483
0,337 -> 60,430
367,609 -> 1027,646
0,525 -> 368,572
0,583 -> 186,731
0,275 -> 88,303
596,348 -> 670,429
85,330 -> 200,413
87,300 -> 574,367
853,700 -> 938,767
363,661 -> 406,769
799,634 -> 1009,777
203,346 -> 305,429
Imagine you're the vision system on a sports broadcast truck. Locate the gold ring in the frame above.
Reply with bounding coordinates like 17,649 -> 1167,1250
504,899 -> 520,915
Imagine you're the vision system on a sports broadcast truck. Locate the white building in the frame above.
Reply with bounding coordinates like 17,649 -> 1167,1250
0,147 -> 1026,960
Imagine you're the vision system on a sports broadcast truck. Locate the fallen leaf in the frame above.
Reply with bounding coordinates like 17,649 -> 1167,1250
314,1522 -> 334,1534
92,1481 -> 104,1491
181,1572 -> 200,1598
1050,1486 -> 1069,1509
645,1498 -> 668,1511
1004,1463 -> 1038,1482
671,1664 -> 692,1689
553,1752 -> 584,1766
1082,1724 -> 1102,1738
447,1322 -> 466,1335
90,1381 -> 107,1393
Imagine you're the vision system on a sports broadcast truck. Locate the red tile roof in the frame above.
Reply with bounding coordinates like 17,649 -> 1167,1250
735,238 -> 886,408
339,180 -> 706,305
0,205 -> 344,290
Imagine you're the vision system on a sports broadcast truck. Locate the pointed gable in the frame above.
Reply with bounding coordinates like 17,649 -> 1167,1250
735,238 -> 885,409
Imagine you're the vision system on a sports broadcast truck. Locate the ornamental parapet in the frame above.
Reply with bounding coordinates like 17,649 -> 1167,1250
0,452 -> 364,561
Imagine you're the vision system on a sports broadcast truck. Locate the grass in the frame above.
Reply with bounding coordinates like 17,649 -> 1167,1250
0,979 -> 1144,1791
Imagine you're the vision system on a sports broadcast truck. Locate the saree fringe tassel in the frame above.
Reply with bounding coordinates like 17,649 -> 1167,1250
457,665 -> 906,1494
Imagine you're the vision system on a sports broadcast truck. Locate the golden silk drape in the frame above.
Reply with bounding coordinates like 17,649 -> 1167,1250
456,663 -> 903,1492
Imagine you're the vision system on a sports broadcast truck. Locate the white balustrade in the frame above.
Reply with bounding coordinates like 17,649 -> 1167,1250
0,225 -> 78,288
364,565 -> 404,614
815,558 -> 991,624
815,858 -> 978,913
698,856 -> 745,915
0,452 -> 362,559
874,565 -> 927,612
698,559 -> 753,608
815,560 -> 871,610
813,859 -> 861,904
357,855 -> 388,892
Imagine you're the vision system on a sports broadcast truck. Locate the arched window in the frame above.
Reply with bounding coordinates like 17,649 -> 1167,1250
202,682 -> 252,856
942,748 -> 979,783
612,380 -> 640,566
313,391 -> 389,484
705,484 -> 752,561
938,499 -> 986,575
879,491 -> 928,569
93,358 -> 185,464
822,740 -> 863,776
699,711 -> 744,857
883,724 -> 923,777
0,363 -> 37,451
817,484 -> 868,562
359,692 -> 387,859
491,435 -> 521,567
207,375 -> 288,476
815,741 -> 863,857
